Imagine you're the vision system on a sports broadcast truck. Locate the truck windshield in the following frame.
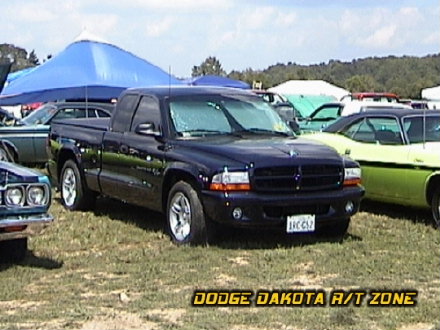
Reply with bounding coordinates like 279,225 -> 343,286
169,94 -> 293,137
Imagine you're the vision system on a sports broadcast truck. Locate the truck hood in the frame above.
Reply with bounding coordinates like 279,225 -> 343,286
172,136 -> 342,169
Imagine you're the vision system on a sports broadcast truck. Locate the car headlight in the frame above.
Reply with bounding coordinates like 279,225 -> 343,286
344,167 -> 362,186
210,171 -> 250,191
27,185 -> 49,206
5,186 -> 25,206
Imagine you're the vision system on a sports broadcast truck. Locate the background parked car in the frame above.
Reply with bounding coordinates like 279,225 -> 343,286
304,109 -> 440,226
0,102 -> 114,164
0,162 -> 53,262
252,90 -> 302,133
300,101 -> 412,133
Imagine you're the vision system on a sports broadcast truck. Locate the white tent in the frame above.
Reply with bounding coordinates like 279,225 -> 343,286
268,80 -> 349,100
421,85 -> 440,109
421,85 -> 440,100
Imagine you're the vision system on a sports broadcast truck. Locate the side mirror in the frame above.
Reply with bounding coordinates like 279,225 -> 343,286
135,122 -> 161,136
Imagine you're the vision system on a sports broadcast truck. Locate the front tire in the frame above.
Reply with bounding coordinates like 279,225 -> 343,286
431,187 -> 440,228
60,160 -> 96,211
166,181 -> 210,245
0,238 -> 27,263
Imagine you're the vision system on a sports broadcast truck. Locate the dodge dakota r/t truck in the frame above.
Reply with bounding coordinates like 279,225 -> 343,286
47,86 -> 364,245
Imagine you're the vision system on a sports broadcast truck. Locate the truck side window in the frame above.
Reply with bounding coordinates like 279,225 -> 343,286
130,96 -> 161,132
112,94 -> 138,132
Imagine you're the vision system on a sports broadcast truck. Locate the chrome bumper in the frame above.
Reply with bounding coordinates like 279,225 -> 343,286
0,213 -> 54,241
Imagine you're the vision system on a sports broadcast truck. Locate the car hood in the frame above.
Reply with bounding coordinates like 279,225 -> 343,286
172,136 -> 343,169
0,161 -> 49,185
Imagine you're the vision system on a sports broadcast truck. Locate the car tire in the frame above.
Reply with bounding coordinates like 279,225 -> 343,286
60,159 -> 96,211
432,187 -> 440,228
0,238 -> 27,263
317,218 -> 350,237
166,181 -> 211,245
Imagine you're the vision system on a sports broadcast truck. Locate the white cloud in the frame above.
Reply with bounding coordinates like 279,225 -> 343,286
363,25 -> 397,48
145,17 -> 174,37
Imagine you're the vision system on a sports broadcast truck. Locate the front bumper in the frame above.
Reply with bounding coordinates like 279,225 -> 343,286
202,186 -> 364,230
0,213 -> 54,241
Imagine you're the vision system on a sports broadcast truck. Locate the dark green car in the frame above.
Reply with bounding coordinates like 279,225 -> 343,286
0,102 -> 114,164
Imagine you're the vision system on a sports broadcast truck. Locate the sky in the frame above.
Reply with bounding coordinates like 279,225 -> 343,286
2,0 -> 439,78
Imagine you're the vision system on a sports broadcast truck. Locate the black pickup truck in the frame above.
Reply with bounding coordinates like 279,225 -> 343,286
48,86 -> 364,245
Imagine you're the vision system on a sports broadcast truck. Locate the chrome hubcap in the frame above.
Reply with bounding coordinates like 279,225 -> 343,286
169,192 -> 191,241
62,168 -> 76,207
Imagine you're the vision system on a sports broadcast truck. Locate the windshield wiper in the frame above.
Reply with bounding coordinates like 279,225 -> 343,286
178,129 -> 232,136
235,128 -> 291,137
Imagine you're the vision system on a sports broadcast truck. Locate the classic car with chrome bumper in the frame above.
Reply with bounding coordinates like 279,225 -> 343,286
0,162 -> 53,262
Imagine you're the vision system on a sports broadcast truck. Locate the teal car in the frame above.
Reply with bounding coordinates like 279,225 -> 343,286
304,109 -> 440,226
0,162 -> 53,262
0,102 -> 113,164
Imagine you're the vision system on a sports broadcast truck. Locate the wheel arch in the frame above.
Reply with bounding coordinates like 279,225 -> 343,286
162,164 -> 204,213
57,147 -> 87,189
426,173 -> 440,206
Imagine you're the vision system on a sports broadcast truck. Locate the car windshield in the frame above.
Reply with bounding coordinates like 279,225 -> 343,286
21,104 -> 57,126
403,115 -> 440,143
169,94 -> 293,137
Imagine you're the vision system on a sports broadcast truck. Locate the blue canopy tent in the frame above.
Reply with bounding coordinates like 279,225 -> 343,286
189,75 -> 250,89
0,39 -> 182,105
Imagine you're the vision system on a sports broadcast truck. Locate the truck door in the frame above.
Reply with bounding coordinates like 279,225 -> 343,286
117,95 -> 166,211
100,94 -> 139,199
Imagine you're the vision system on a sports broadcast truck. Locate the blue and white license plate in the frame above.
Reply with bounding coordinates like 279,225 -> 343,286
286,214 -> 315,233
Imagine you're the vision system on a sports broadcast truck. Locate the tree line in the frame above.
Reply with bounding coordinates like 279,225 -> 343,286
2,43 -> 439,99
195,54 -> 440,99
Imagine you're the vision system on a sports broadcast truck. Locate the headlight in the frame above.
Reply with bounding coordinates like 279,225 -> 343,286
210,171 -> 250,191
344,167 -> 362,186
5,186 -> 25,206
27,185 -> 49,206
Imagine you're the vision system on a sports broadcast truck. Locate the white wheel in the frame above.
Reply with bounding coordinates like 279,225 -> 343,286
62,167 -> 77,207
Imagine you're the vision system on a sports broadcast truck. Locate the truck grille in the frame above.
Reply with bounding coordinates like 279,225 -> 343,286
252,165 -> 343,193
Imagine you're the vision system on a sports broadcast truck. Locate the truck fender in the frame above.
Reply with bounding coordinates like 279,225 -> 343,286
162,162 -> 207,211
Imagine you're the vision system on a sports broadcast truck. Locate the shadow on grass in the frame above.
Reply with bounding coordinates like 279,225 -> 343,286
0,252 -> 63,270
360,199 -> 436,228
212,227 -> 362,250
89,197 -> 362,249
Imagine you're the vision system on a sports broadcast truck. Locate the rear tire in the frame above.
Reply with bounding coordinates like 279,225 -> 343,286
0,238 -> 27,263
60,160 -> 96,211
166,181 -> 211,245
431,187 -> 440,228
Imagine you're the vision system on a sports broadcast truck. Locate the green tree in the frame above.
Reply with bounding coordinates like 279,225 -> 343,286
191,56 -> 226,77
344,74 -> 377,93
0,43 -> 39,72
28,50 -> 40,66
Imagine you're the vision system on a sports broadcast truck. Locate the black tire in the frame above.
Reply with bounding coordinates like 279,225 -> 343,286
166,181 -> 211,245
0,238 -> 27,263
431,187 -> 440,228
60,159 -> 96,211
316,218 -> 350,237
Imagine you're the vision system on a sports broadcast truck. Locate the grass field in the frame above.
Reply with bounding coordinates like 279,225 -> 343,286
0,195 -> 439,330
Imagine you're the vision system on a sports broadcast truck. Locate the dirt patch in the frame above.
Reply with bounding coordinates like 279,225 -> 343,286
147,308 -> 186,327
215,273 -> 237,285
228,256 -> 250,266
0,300 -> 46,315
80,311 -> 157,330
398,323 -> 435,330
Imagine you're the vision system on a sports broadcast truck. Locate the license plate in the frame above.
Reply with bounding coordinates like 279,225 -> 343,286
286,214 -> 315,233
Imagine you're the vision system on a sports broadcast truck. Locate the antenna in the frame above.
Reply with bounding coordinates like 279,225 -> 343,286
168,65 -> 172,97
